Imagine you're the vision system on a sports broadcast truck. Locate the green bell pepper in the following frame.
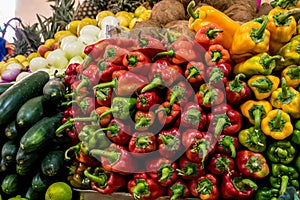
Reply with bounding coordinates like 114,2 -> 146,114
100,97 -> 136,120
266,140 -> 296,164
255,187 -> 279,200
238,126 -> 267,152
291,120 -> 300,145
269,164 -> 299,195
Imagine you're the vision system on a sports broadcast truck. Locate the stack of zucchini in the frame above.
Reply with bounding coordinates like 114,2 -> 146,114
0,71 -> 69,199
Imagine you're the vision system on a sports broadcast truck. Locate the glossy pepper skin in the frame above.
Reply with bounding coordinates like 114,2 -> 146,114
184,61 -> 205,89
196,83 -> 225,108
236,150 -> 270,179
176,155 -> 205,180
180,102 -> 207,131
68,162 -> 91,189
240,100 -> 273,129
146,158 -> 178,187
215,135 -> 238,158
281,65 -> 300,88
291,119 -> 300,145
187,1 -> 240,50
136,90 -> 161,111
230,16 -> 271,63
194,22 -> 224,50
238,126 -> 267,153
261,109 -> 294,140
188,174 -> 219,200
168,179 -> 190,200
269,163 -> 299,195
270,77 -> 300,118
128,132 -> 157,156
127,173 -> 166,200
255,187 -> 279,200
233,52 -> 281,77
84,167 -> 126,194
156,101 -> 181,126
225,73 -> 251,105
78,125 -> 110,150
134,111 -> 155,131
95,87 -> 113,107
102,44 -> 129,65
136,32 -> 165,58
207,153 -> 234,175
276,38 -> 300,71
122,51 -> 151,74
157,128 -> 182,159
266,140 -> 296,164
97,59 -> 126,82
90,143 -> 137,175
207,104 -> 242,137
248,75 -> 280,100
220,170 -> 258,199
205,44 -> 231,67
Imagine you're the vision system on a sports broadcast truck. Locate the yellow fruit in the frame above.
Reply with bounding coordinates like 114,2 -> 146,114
45,182 -> 72,200
116,11 -> 134,20
77,17 -> 97,36
138,10 -> 152,21
44,51 -> 52,59
21,61 -> 30,67
134,5 -> 147,18
15,55 -> 27,63
54,30 -> 74,42
96,10 -> 114,22
27,52 -> 40,61
66,20 -> 81,35
116,15 -> 130,28
7,57 -> 19,63
129,17 -> 143,29
44,38 -> 56,48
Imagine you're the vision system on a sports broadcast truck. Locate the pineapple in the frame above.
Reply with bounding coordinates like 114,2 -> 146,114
107,0 -> 161,14
73,0 -> 107,20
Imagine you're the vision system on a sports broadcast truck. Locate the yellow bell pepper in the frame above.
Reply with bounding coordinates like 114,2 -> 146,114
270,77 -> 300,118
261,109 -> 293,140
270,0 -> 300,9
248,75 -> 280,100
187,1 -> 240,50
281,65 -> 300,88
240,100 -> 273,129
230,16 -> 271,63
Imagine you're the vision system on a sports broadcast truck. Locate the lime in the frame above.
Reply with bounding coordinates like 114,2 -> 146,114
45,182 -> 72,200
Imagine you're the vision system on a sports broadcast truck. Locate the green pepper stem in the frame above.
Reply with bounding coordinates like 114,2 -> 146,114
137,137 -> 150,147
76,76 -> 90,94
95,89 -> 108,100
251,80 -> 269,90
64,143 -> 80,160
187,1 -> 198,19
221,137 -> 236,158
176,166 -> 194,176
263,55 -> 282,67
94,77 -> 117,91
252,109 -> 262,130
159,167 -> 171,182
141,77 -> 163,93
275,147 -> 288,158
214,118 -> 226,137
100,124 -> 119,132
191,142 -> 207,167
83,54 -> 93,70
135,116 -> 151,129
251,16 -> 268,43
207,28 -> 223,39
277,9 -> 300,24
186,66 -> 199,80
127,54 -> 138,66
170,86 -> 185,106
133,182 -> 146,199
251,132 -> 265,147
170,185 -> 184,200
155,106 -> 170,115
159,135 -> 173,145
281,77 -> 288,98
279,175 -> 289,195
203,90 -> 213,105
229,73 -> 246,93
241,179 -> 258,190
90,149 -> 120,166
99,109 -> 113,119
209,68 -> 223,83
197,182 -> 210,194
210,50 -> 222,63
274,110 -> 282,129
152,49 -> 175,61
83,169 -> 107,186
56,120 -> 74,136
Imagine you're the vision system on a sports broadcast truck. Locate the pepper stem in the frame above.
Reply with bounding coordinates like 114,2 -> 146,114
133,182 -> 146,200
281,77 -> 288,98
229,73 -> 246,93
170,185 -> 184,200
206,28 -> 223,39
252,109 -> 262,130
170,86 -> 185,106
251,132 -> 265,147
250,16 -> 268,43
241,179 -> 258,190
159,167 -> 171,182
186,66 -> 199,80
83,169 -> 107,186
152,49 -> 175,61
251,80 -> 269,90
221,136 -> 236,158
263,55 -> 282,67
275,147 -> 288,158
187,1 -> 198,19
94,77 -> 117,91
100,124 -> 118,132
99,109 -> 113,119
209,68 -> 223,83
135,116 -> 151,129
277,9 -> 300,24
56,120 -> 74,136
76,76 -> 90,94
203,90 -> 213,105
64,143 -> 80,160
210,50 -> 222,63
279,175 -> 289,195
127,54 -> 138,67
141,77 -> 163,93
214,118 -> 226,137
273,110 -> 282,129
90,149 -> 121,166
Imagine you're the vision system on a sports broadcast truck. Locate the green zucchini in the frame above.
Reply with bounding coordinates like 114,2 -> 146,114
41,150 -> 65,177
0,71 -> 49,125
0,83 -> 13,95
25,186 -> 43,200
15,148 -> 40,168
31,172 -> 51,192
1,174 -> 19,195
43,76 -> 65,102
19,112 -> 63,153
1,140 -> 18,164
5,120 -> 20,140
16,96 -> 45,129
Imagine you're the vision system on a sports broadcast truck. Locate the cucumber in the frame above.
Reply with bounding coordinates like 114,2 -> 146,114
43,76 -> 65,102
1,174 -> 19,195
31,172 -> 52,192
19,112 -> 63,153
41,150 -> 65,177
5,120 -> 20,140
0,83 -> 13,95
25,186 -> 43,200
16,148 -> 40,168
16,96 -> 45,129
1,140 -> 18,164
0,71 -> 49,125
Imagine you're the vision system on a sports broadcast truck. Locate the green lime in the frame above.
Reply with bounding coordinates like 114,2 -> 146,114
45,182 -> 72,200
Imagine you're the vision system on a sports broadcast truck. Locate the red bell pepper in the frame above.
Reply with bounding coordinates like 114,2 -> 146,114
153,36 -> 199,64
136,90 -> 161,111
215,135 -> 239,158
94,70 -> 148,97
157,128 -> 182,159
68,161 -> 90,189
176,155 -> 205,180
64,63 -> 79,86
166,81 -> 194,106
67,96 -> 96,115
207,153 -> 235,175
128,132 -> 157,156
84,167 -> 126,194
80,62 -> 100,85
207,104 -> 242,137
194,23 -> 224,50
136,32 -> 165,58
70,78 -> 91,98
168,179 -> 190,200
156,101 -> 181,126
90,143 -> 137,175
134,110 -> 155,131
122,51 -> 151,72
220,170 -> 258,199
206,63 -> 231,88
196,83 -> 225,108
97,59 -> 126,82
236,150 -> 270,179
180,102 -> 207,131
188,174 -> 219,200
141,59 -> 183,93
182,129 -> 215,166
100,118 -> 131,145
146,158 -> 178,187
127,173 -> 166,200
102,44 -> 129,65
94,87 -> 112,107
225,73 -> 252,106
204,44 -> 231,66
184,61 -> 206,89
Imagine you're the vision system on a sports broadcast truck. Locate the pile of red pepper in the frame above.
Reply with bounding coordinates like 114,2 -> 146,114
56,21 -> 300,200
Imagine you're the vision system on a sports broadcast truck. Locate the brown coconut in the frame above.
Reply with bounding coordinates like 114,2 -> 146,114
164,20 -> 195,40
202,0 -> 234,12
224,3 -> 256,24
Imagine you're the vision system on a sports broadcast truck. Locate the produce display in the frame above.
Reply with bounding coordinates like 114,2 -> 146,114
0,0 -> 300,199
